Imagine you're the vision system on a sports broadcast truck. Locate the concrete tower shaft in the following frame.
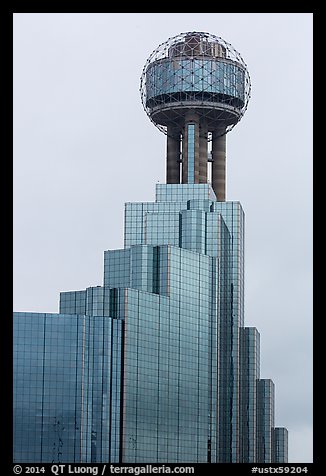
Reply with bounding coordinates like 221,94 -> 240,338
140,31 -> 251,200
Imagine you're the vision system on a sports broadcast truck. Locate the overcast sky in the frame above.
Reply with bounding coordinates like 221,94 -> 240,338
13,13 -> 313,463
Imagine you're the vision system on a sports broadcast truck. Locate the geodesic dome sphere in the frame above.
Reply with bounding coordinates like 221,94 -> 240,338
140,31 -> 251,136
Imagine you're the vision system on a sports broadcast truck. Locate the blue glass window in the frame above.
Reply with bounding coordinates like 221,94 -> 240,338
187,124 -> 195,184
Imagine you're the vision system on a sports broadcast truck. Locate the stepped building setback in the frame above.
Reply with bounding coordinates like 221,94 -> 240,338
14,32 -> 288,463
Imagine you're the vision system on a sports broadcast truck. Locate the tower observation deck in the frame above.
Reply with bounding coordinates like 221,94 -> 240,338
140,31 -> 251,200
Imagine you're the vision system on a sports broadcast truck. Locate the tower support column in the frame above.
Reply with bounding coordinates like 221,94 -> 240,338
212,130 -> 226,201
166,127 -> 180,184
199,120 -> 208,183
182,112 -> 200,184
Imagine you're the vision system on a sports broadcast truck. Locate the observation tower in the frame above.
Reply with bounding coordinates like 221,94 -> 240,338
140,31 -> 251,200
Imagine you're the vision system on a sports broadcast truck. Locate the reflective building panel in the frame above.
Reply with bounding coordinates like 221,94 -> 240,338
145,58 -> 246,107
13,312 -> 123,463
256,379 -> 275,463
240,327 -> 260,462
13,313 -> 84,463
272,427 -> 288,463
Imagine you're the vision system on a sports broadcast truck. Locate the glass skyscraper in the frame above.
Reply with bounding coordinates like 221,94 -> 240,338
13,31 -> 288,464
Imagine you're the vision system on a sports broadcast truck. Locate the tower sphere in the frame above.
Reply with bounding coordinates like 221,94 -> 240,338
140,31 -> 251,137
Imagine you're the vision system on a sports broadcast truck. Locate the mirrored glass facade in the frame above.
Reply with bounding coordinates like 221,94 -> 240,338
240,327 -> 260,462
145,58 -> 246,108
124,184 -> 246,462
272,427 -> 288,463
256,379 -> 275,463
14,311 -> 123,463
14,184 -> 288,463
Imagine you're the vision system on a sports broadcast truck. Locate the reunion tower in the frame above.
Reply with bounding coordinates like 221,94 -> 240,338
140,31 -> 251,200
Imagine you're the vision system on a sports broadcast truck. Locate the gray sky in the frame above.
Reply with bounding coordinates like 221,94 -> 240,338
13,13 -> 313,463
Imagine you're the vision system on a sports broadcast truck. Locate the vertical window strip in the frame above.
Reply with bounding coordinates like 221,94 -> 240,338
187,124 -> 195,184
